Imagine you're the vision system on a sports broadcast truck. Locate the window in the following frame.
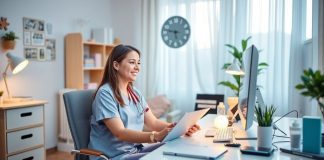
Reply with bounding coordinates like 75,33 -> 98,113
305,0 -> 312,40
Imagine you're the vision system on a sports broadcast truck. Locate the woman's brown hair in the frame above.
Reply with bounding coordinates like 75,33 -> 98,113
94,44 -> 141,106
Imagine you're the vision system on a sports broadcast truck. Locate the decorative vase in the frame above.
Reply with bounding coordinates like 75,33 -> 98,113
1,40 -> 16,50
257,126 -> 273,149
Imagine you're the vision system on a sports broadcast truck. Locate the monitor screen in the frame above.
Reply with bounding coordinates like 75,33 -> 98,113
238,45 -> 259,130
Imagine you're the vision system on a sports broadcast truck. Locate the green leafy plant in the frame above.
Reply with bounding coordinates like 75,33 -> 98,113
1,31 -> 19,41
218,36 -> 268,96
295,68 -> 324,118
255,105 -> 277,127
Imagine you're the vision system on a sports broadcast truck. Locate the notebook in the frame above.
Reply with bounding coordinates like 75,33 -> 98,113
162,108 -> 210,142
163,145 -> 227,159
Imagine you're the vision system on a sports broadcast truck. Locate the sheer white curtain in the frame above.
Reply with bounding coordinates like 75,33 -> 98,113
140,0 -> 297,114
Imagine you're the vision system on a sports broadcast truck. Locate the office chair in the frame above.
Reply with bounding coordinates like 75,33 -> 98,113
63,89 -> 110,160
194,94 -> 224,114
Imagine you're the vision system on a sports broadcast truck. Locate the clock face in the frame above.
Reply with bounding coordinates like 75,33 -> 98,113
161,16 -> 190,48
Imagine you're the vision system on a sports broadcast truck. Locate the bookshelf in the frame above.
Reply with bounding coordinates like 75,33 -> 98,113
65,33 -> 115,89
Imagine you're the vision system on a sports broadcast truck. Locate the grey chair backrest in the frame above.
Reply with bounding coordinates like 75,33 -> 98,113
63,89 -> 95,160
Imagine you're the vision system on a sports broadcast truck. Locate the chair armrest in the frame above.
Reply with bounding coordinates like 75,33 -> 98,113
166,109 -> 182,122
71,149 -> 110,160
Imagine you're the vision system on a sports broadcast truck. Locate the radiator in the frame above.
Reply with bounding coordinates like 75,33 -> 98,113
57,88 -> 76,152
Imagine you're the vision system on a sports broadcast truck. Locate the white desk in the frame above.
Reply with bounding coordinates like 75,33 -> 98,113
141,114 -> 315,160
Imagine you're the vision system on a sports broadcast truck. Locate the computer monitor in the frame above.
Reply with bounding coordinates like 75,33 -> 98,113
234,45 -> 259,139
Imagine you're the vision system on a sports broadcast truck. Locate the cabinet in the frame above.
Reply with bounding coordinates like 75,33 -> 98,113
65,33 -> 115,89
0,100 -> 47,160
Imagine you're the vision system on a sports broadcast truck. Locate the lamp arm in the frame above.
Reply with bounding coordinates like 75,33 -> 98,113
2,63 -> 11,99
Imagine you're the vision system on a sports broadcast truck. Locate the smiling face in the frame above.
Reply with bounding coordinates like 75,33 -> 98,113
114,51 -> 141,83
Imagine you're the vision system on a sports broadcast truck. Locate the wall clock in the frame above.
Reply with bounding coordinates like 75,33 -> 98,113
161,16 -> 190,48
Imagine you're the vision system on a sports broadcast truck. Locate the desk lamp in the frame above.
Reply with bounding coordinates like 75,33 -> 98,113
225,59 -> 244,75
2,52 -> 29,100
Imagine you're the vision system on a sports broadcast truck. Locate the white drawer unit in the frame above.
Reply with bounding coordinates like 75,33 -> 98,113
8,147 -> 44,160
0,100 -> 47,160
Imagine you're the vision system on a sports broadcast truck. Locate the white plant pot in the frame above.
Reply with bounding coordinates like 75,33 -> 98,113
257,126 -> 273,149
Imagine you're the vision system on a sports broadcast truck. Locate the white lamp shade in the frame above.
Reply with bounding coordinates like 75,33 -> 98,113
225,59 -> 245,75
6,53 -> 29,74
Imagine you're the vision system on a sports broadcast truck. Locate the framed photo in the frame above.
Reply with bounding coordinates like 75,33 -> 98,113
23,17 -> 45,32
38,47 -> 46,61
45,39 -> 56,60
24,31 -> 31,46
24,47 -> 38,60
23,17 -> 45,46
31,32 -> 45,46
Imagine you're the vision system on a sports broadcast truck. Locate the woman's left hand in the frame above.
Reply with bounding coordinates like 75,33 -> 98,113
185,124 -> 201,136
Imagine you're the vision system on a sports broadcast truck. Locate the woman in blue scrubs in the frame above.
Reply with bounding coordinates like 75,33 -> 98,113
88,44 -> 199,160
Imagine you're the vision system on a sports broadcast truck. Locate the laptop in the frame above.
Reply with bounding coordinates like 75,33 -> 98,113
163,143 -> 227,159
280,146 -> 324,159
162,108 -> 210,143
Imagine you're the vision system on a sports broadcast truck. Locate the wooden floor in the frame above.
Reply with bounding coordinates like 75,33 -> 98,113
46,150 -> 74,160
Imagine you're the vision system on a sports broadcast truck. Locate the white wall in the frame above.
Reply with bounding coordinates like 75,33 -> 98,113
0,0 -> 115,149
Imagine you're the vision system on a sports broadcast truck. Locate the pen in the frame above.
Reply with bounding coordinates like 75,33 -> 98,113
163,151 -> 216,160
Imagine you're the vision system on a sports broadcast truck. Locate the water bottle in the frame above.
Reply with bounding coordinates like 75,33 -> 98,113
217,102 -> 226,115
290,120 -> 301,150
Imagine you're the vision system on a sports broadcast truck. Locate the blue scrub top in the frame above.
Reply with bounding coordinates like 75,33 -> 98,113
88,83 -> 148,160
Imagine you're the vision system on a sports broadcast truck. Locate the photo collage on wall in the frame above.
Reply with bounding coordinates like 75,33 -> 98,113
23,17 -> 55,61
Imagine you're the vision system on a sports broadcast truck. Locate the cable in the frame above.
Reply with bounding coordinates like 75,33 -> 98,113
272,110 -> 299,136
271,110 -> 299,150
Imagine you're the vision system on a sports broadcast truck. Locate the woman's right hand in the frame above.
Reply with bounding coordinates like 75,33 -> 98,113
154,123 -> 176,142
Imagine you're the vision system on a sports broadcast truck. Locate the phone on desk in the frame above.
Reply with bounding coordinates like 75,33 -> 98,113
240,146 -> 274,156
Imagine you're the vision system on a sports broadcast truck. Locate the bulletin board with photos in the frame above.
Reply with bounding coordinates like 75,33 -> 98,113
23,17 -> 55,61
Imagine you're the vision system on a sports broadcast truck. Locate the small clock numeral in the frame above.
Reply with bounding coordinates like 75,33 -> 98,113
164,36 -> 168,41
168,20 -> 173,25
164,25 -> 169,29
179,40 -> 183,45
183,35 -> 187,40
184,24 -> 188,28
162,30 -> 167,34
174,42 -> 178,47
179,19 -> 183,24
185,30 -> 189,34
168,40 -> 173,45
174,18 -> 178,23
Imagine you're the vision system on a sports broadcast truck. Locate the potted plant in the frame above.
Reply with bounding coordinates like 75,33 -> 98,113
1,31 -> 19,50
295,68 -> 324,118
255,105 -> 276,149
218,36 -> 268,96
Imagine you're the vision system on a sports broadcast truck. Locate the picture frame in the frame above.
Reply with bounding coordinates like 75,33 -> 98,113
31,32 -> 45,46
23,17 -> 45,46
45,39 -> 56,60
24,47 -> 38,60
23,17 -> 45,32
38,47 -> 46,61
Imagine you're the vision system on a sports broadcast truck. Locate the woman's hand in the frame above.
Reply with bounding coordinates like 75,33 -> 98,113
185,124 -> 201,136
154,123 -> 176,142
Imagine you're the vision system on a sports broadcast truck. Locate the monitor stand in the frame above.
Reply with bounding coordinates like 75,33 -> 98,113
233,121 -> 258,140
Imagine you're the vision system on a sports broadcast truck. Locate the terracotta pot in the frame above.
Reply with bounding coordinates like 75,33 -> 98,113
1,40 -> 16,50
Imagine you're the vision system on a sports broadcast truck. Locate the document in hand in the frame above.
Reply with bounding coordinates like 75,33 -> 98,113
162,108 -> 210,142
163,145 -> 227,159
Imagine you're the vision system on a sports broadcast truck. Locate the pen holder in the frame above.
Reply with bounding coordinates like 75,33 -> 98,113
257,126 -> 272,149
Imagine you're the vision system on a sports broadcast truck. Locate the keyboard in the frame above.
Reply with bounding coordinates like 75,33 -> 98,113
212,127 -> 233,142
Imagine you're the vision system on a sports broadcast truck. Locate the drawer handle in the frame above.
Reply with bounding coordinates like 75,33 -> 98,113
21,112 -> 32,117
21,134 -> 33,139
22,156 -> 34,160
